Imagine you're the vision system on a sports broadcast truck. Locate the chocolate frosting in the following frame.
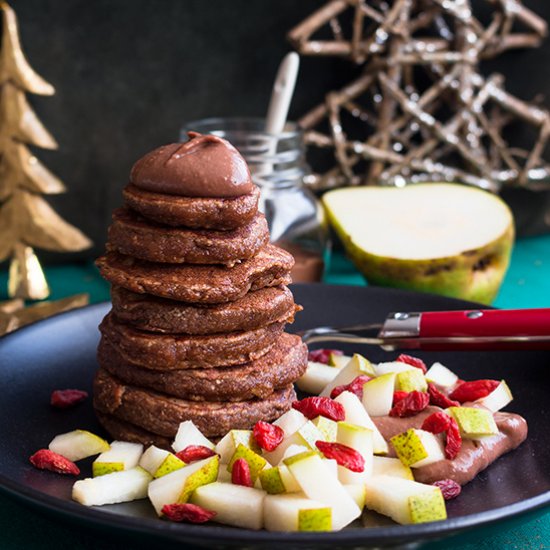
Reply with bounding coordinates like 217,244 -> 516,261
130,132 -> 253,197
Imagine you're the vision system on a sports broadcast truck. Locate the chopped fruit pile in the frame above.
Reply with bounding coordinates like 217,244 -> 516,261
30,351 -> 519,532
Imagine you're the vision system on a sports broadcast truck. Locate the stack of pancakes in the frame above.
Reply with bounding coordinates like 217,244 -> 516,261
94,134 -> 307,448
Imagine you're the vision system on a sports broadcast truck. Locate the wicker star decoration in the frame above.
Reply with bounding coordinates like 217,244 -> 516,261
288,0 -> 550,191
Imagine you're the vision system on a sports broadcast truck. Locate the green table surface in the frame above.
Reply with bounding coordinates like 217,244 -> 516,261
1,234 -> 549,549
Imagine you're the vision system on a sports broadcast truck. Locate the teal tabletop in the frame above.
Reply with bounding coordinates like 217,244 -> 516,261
0,234 -> 549,549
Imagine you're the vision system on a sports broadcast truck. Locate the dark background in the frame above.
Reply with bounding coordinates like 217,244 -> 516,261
5,0 -> 550,260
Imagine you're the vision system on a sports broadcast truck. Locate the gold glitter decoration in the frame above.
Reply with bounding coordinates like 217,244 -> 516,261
0,2 -> 91,300
0,293 -> 89,336
288,0 -> 550,191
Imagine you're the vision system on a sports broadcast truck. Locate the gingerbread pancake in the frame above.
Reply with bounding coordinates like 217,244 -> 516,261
97,333 -> 307,401
93,367 -> 296,438
96,244 -> 294,304
99,312 -> 289,369
107,208 -> 269,265
122,184 -> 260,229
110,285 -> 299,334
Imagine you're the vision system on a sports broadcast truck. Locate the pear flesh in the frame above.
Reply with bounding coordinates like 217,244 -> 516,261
323,183 -> 514,304
49,430 -> 110,462
364,475 -> 447,524
296,361 -> 340,394
191,482 -> 266,530
93,441 -> 143,477
72,467 -> 152,506
264,493 -> 332,532
172,420 -> 214,452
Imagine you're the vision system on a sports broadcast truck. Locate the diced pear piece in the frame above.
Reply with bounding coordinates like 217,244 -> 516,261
374,361 -> 416,377
215,429 -> 260,464
395,369 -> 427,393
448,407 -> 498,438
390,429 -> 445,468
93,441 -> 143,477
284,451 -> 361,530
72,466 -> 152,506
172,421 -> 214,452
139,445 -> 184,478
312,416 -> 337,442
336,422 -> 373,484
372,456 -> 414,480
191,481 -> 266,530
296,361 -> 340,394
364,475 -> 447,525
273,409 -> 308,435
260,464 -> 301,494
49,430 -> 110,462
320,354 -> 375,397
333,391 -> 388,454
425,362 -> 459,388
263,421 -> 325,465
344,484 -> 366,510
227,444 -> 267,482
322,458 -> 339,478
473,380 -> 513,412
264,493 -> 332,532
362,373 -> 396,416
148,455 -> 219,516
328,353 -> 352,368
282,444 -> 310,460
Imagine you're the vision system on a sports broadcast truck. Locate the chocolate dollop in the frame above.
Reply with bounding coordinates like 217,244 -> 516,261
130,132 -> 253,197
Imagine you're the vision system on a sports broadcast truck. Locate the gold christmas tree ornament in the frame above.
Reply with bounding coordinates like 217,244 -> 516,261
0,2 -> 92,300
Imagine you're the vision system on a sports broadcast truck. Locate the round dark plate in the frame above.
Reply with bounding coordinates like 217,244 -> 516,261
0,284 -> 548,548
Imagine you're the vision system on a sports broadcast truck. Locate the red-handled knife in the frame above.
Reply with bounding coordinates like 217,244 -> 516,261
300,308 -> 550,351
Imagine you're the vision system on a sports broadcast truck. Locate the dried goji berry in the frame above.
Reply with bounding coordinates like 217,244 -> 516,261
432,479 -> 462,500
29,449 -> 80,475
162,502 -> 216,523
422,411 -> 452,434
50,389 -> 88,409
396,354 -> 427,374
292,396 -> 345,422
307,348 -> 343,365
252,421 -> 284,452
389,391 -> 430,417
231,458 -> 252,487
449,379 -> 499,403
392,391 -> 409,405
444,417 -> 462,460
428,383 -> 460,409
315,441 -> 365,472
175,445 -> 216,463
330,375 -> 372,400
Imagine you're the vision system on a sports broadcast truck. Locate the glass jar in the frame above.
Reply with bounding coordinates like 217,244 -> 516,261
180,117 -> 330,282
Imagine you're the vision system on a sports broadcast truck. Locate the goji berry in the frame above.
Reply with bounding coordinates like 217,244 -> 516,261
231,458 -> 252,487
330,375 -> 372,400
175,445 -> 216,463
389,391 -> 430,417
396,354 -> 427,374
432,479 -> 462,500
292,396 -> 345,422
428,383 -> 460,409
307,348 -> 343,365
29,449 -> 80,475
422,411 -> 452,434
449,379 -> 500,403
445,417 -> 462,460
162,502 -> 216,523
392,391 -> 409,405
315,441 -> 365,472
50,389 -> 88,409
252,421 -> 284,452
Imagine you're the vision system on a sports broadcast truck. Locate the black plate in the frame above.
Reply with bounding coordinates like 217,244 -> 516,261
0,284 -> 549,548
